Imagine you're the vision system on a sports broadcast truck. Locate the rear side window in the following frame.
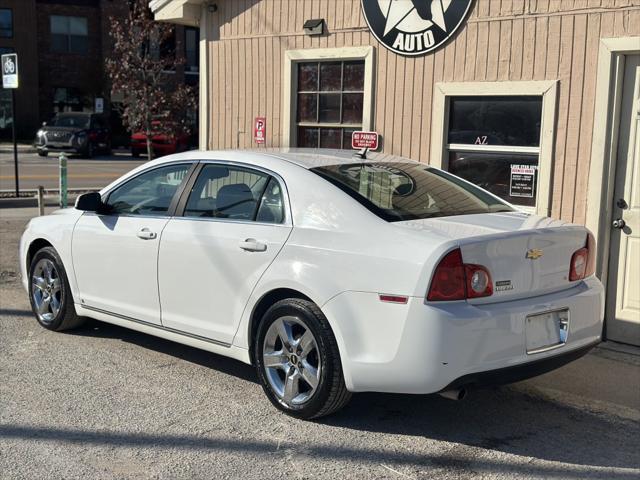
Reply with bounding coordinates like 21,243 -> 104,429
106,163 -> 191,216
184,164 -> 284,223
311,162 -> 513,222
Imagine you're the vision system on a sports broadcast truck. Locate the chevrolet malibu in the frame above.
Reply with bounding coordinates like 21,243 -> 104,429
19,149 -> 604,419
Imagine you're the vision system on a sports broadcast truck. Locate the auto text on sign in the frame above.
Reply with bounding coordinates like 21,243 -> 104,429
254,117 -> 266,144
352,131 -> 379,150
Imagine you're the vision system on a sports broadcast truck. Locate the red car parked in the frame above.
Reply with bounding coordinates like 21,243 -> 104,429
130,121 -> 191,158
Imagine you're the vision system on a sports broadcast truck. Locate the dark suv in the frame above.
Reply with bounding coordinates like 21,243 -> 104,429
35,113 -> 111,158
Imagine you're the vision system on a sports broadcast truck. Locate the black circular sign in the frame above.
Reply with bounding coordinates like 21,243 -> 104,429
361,0 -> 473,57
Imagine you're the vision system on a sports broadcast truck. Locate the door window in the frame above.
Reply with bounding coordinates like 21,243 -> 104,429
105,163 -> 191,216
184,164 -> 284,223
446,96 -> 542,208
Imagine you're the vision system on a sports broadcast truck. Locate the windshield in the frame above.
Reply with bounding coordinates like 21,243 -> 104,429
311,162 -> 514,222
51,115 -> 90,129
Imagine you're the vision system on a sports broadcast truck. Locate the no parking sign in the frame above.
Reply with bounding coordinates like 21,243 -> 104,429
254,117 -> 266,144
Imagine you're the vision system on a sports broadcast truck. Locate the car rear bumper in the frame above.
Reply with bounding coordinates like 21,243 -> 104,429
439,339 -> 599,392
322,276 -> 604,394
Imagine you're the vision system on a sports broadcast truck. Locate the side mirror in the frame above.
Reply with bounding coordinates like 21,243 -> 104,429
75,192 -> 103,212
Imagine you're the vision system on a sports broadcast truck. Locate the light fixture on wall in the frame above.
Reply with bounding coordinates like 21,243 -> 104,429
207,3 -> 218,13
303,19 -> 324,36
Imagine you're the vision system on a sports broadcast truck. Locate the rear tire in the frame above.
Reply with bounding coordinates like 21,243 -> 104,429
254,298 -> 351,419
37,151 -> 48,157
28,246 -> 85,332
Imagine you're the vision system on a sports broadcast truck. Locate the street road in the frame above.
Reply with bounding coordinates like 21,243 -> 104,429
1,207 -> 639,479
0,151 -> 147,191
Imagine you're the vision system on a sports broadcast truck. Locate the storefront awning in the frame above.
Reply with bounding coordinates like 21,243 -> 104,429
149,0 -> 203,26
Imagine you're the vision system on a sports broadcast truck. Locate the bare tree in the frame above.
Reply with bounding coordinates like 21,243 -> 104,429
106,0 -> 196,159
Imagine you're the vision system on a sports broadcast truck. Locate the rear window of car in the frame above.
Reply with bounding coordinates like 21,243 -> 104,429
311,162 -> 514,222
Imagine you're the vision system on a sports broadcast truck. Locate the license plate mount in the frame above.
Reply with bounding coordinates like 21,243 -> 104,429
526,308 -> 569,355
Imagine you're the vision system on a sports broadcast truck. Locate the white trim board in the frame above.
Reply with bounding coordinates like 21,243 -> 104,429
282,46 -> 375,148
430,80 -> 558,217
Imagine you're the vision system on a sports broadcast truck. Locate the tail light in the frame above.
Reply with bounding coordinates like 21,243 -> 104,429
89,131 -> 98,141
427,248 -> 493,301
570,233 -> 596,281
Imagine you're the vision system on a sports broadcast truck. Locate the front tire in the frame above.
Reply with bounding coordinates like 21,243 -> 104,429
254,299 -> 351,419
28,246 -> 85,331
37,150 -> 48,157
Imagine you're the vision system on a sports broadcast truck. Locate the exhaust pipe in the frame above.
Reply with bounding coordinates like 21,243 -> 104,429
439,388 -> 467,401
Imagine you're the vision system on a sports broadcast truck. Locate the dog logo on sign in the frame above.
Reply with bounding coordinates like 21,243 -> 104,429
361,0 -> 473,56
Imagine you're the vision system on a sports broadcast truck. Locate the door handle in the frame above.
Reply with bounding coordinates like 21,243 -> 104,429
137,228 -> 157,240
239,238 -> 267,252
612,218 -> 626,230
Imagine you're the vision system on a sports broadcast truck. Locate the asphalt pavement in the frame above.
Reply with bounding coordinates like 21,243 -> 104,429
1,207 -> 639,479
0,150 -> 147,191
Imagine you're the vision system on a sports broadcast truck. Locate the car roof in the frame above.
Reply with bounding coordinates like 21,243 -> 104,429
147,148 -> 420,170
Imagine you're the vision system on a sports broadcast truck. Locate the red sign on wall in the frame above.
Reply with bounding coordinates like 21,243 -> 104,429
351,131 -> 379,150
254,117 -> 266,144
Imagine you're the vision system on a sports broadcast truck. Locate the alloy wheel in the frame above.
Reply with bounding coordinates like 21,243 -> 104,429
31,258 -> 62,323
262,316 -> 321,407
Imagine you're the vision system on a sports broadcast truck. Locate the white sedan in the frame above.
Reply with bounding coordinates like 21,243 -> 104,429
19,149 -> 604,419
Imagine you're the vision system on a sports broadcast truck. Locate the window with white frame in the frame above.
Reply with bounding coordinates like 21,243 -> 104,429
296,60 -> 365,149
446,96 -> 543,208
431,81 -> 557,216
283,47 -> 374,149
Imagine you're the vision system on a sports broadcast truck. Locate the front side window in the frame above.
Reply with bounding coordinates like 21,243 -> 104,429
51,15 -> 88,54
446,96 -> 542,208
296,60 -> 364,149
184,164 -> 284,223
0,9 -> 12,38
106,164 -> 191,216
312,162 -> 513,222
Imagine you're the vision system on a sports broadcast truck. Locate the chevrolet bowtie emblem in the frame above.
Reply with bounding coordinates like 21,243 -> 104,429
526,249 -> 544,260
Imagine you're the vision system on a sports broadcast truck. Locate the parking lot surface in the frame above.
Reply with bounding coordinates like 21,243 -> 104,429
1,207 -> 639,479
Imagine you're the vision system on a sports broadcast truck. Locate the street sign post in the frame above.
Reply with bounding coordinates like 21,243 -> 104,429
2,53 -> 19,197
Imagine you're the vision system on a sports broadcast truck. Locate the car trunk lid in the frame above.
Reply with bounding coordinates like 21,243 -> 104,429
396,213 -> 590,303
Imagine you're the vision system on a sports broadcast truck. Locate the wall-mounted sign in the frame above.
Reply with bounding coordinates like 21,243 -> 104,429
1,53 -> 18,89
510,164 -> 537,198
95,97 -> 104,114
361,1 -> 473,57
352,131 -> 379,150
254,117 -> 266,144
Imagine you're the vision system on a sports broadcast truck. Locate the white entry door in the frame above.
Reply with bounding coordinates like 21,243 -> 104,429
607,55 -> 640,346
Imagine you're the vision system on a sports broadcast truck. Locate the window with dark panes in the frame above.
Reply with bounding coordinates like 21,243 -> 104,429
296,60 -> 364,149
0,9 -> 12,38
51,15 -> 88,54
185,27 -> 199,73
446,96 -> 542,208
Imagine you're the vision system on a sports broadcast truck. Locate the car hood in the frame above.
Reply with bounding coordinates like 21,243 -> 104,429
42,126 -> 85,133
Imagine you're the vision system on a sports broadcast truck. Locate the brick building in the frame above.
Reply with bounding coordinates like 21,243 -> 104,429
0,0 -> 199,143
